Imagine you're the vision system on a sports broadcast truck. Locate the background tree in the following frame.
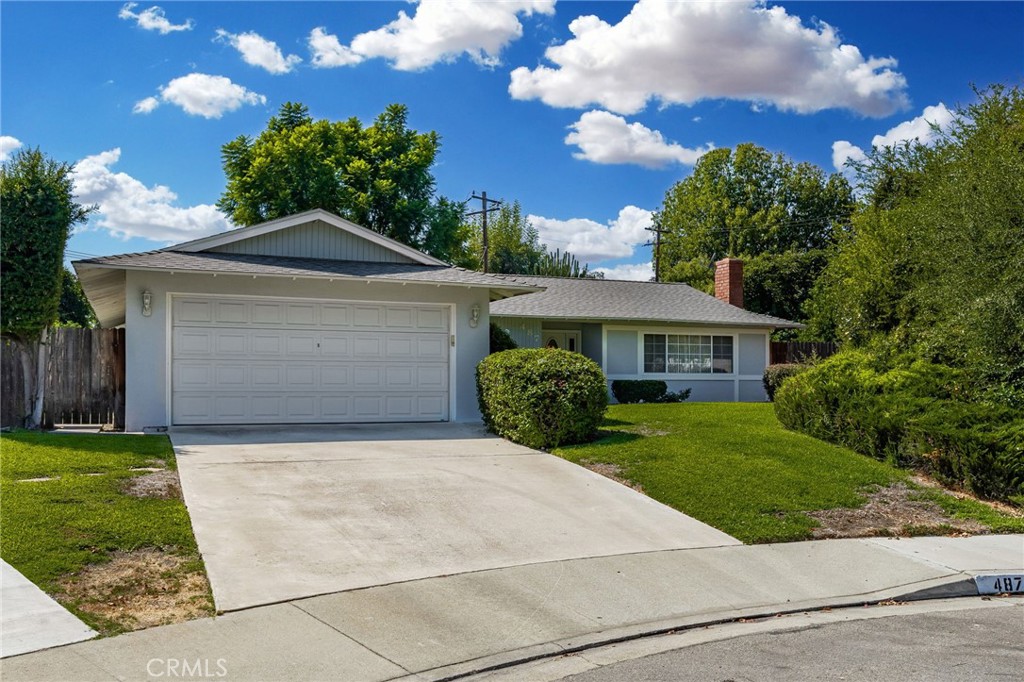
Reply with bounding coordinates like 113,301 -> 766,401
654,143 -> 854,327
218,102 -> 457,252
1,148 -> 94,426
58,267 -> 97,328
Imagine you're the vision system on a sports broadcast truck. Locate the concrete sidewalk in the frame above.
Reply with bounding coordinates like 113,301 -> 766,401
0,560 -> 96,658
2,535 -> 1020,681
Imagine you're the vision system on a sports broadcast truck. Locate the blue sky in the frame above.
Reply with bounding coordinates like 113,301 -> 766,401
2,1 -> 1022,279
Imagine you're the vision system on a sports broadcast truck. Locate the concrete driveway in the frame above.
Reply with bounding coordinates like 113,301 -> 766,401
171,424 -> 738,611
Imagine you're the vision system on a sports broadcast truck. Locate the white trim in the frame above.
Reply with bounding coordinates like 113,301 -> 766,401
164,292 -> 173,428
169,209 -> 448,266
448,304 -> 457,422
600,325 -> 608,375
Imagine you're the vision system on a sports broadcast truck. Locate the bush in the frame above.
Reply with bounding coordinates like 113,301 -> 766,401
762,363 -> 809,401
611,380 -> 691,404
489,322 -> 518,353
774,349 -> 1023,501
477,348 -> 608,449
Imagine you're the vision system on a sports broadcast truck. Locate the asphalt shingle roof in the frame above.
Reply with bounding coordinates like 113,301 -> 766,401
489,276 -> 801,329
75,250 -> 538,290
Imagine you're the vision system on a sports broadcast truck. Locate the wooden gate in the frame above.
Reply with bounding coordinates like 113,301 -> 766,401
1,328 -> 126,429
769,341 -> 839,365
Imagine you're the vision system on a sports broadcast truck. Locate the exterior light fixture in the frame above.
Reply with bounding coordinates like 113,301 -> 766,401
469,303 -> 480,328
142,290 -> 153,317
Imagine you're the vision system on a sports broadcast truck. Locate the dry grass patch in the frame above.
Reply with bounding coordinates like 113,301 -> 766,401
59,548 -> 213,631
581,460 -> 646,494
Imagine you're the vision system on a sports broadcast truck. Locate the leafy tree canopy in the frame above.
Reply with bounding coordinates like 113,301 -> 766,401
807,84 -> 1024,403
1,148 -> 93,339
58,267 -> 97,328
654,143 -> 853,324
218,102 -> 462,256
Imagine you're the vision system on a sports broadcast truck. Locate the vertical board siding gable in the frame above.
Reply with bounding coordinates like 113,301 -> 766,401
208,220 -> 416,263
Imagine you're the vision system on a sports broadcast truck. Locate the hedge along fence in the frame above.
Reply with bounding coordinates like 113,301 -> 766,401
476,348 -> 608,449
774,349 -> 1024,502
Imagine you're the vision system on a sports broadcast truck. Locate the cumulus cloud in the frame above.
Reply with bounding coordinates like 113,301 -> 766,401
312,0 -> 555,72
216,29 -> 301,74
0,135 -> 23,161
118,3 -> 193,34
73,148 -> 230,243
832,102 -> 954,174
308,27 -> 363,68
594,262 -> 654,282
566,110 -> 713,168
136,73 -> 266,119
510,0 -> 909,117
132,96 -> 161,114
530,206 -> 654,263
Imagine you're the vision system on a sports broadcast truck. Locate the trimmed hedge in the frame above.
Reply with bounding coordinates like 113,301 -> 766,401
611,380 -> 691,404
489,322 -> 517,353
476,348 -> 608,449
762,363 -> 809,401
774,349 -> 1024,502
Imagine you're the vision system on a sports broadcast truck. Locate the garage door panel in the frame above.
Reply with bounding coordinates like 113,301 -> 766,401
172,297 -> 450,424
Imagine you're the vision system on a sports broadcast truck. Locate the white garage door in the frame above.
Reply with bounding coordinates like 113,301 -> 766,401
171,296 -> 450,424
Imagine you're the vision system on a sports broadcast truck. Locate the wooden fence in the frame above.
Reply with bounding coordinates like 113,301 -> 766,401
1,328 -> 125,429
770,340 -> 839,365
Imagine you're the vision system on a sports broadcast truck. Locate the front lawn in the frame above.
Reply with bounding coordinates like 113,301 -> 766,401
0,431 -> 214,635
553,403 -> 1024,543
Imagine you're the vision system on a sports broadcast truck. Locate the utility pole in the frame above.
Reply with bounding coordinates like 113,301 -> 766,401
645,224 -> 668,282
467,191 -> 502,273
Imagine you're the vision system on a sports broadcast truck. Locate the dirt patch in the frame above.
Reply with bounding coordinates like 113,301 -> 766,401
620,425 -> 670,438
121,470 -> 181,500
808,483 -> 988,539
581,460 -> 646,495
59,548 -> 213,631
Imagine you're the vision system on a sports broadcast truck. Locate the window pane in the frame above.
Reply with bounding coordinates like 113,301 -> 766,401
644,334 -> 666,373
712,336 -> 733,373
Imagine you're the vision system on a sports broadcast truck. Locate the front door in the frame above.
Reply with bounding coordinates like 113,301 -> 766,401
542,330 -> 581,353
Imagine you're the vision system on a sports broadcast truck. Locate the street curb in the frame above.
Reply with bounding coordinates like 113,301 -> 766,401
399,574 -> 983,682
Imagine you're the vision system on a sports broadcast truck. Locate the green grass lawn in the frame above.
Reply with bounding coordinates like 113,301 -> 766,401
0,431 -> 213,634
553,403 -> 1024,543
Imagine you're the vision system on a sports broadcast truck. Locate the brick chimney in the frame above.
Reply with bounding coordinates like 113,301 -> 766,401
714,258 -> 743,308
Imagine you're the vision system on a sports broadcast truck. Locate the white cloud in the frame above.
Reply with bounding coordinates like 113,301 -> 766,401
0,135 -> 23,161
216,29 -> 302,74
530,206 -> 653,263
832,102 -> 954,174
509,0 -> 909,117
308,27 -> 363,68
132,96 -> 160,114
322,0 -> 555,71
566,110 -> 713,168
146,73 -> 266,119
73,148 -> 230,243
118,3 -> 193,34
594,262 -> 654,282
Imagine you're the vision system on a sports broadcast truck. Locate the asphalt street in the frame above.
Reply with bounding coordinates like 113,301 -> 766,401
560,603 -> 1024,682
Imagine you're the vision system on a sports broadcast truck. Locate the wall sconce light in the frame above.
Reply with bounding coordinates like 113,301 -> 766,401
141,290 -> 153,317
469,303 -> 480,328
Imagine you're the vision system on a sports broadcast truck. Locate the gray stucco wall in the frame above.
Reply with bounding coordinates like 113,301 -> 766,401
124,271 -> 490,431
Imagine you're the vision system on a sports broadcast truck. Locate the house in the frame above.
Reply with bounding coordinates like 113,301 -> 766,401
74,210 -> 539,431
490,260 -> 800,403
74,210 -> 798,431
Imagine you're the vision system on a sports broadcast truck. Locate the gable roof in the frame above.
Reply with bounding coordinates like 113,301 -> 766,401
168,209 -> 447,266
489,276 -> 801,329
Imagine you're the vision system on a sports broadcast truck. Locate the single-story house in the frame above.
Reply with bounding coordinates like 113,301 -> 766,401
74,210 -> 798,431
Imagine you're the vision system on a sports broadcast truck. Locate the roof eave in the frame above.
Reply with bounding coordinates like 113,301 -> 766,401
489,312 -> 802,329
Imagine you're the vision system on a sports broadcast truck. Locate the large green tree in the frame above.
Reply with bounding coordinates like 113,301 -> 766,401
58,267 -> 97,328
654,143 -> 854,325
219,102 -> 461,255
807,85 -> 1024,402
1,148 -> 94,426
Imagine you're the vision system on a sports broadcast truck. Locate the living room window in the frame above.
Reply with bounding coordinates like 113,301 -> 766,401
643,334 -> 733,374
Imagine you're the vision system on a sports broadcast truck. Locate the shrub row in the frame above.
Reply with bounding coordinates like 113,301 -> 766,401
762,363 -> 809,401
611,380 -> 690,404
774,349 -> 1024,502
476,348 -> 608,449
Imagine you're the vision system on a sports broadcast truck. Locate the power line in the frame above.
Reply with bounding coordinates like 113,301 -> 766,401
466,190 -> 502,273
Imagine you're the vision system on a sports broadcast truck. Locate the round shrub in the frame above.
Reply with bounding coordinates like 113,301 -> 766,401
762,363 -> 809,401
476,348 -> 608,449
611,379 -> 690,404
